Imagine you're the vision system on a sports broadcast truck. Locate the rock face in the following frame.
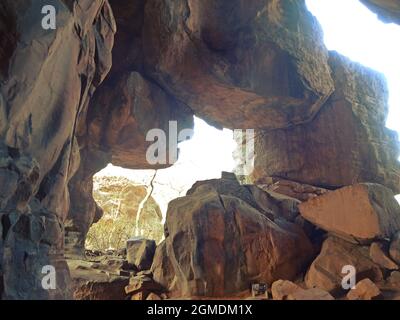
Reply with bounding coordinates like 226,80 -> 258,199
305,237 -> 383,293
0,0 -> 116,299
152,176 -> 313,298
0,0 -> 399,300
361,0 -> 400,24
127,239 -> 156,271
299,183 -> 400,243
251,52 -> 400,193
347,278 -> 381,301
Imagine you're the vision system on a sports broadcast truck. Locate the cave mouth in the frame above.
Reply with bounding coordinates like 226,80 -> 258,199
85,116 -> 237,252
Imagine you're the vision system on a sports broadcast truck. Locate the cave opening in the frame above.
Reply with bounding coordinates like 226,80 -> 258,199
85,116 -> 237,252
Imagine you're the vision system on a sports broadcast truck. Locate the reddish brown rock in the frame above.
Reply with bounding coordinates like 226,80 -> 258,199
299,183 -> 400,242
389,231 -> 400,265
370,242 -> 399,270
251,52 -> 400,193
305,237 -> 382,293
271,280 -> 302,300
153,178 -> 314,298
142,0 -> 334,130
361,0 -> 400,24
347,279 -> 381,300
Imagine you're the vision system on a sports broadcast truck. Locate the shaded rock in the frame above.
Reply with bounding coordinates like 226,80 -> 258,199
299,183 -> 400,243
151,240 -> 177,292
142,0 -> 334,130
246,185 -> 300,222
387,271 -> 400,288
370,242 -> 398,270
361,0 -> 400,24
125,274 -> 164,300
254,179 -> 330,202
251,52 -> 400,193
153,179 -> 314,298
389,231 -> 400,264
305,237 -> 382,293
347,279 -> 381,300
127,239 -> 156,271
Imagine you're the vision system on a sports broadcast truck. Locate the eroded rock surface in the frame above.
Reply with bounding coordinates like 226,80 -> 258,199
152,176 -> 314,298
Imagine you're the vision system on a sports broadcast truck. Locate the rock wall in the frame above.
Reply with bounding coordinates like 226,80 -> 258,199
0,0 -> 399,299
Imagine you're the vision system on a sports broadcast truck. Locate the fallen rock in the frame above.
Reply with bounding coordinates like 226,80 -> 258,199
305,237 -> 382,293
153,179 -> 314,298
246,185 -> 300,222
299,183 -> 400,242
127,238 -> 156,271
347,279 -> 381,300
251,52 -> 400,193
370,242 -> 398,270
389,231 -> 400,264
125,274 -> 164,300
271,280 -> 302,300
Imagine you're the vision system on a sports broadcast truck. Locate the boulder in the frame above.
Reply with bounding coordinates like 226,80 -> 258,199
251,52 -> 400,193
271,280 -> 302,300
389,231 -> 400,264
153,179 -> 314,298
370,242 -> 398,270
246,185 -> 300,222
127,239 -> 156,271
305,237 -> 382,293
299,183 -> 400,242
347,279 -> 381,300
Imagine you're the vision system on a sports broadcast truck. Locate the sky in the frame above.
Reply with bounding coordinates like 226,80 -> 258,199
98,0 -> 400,213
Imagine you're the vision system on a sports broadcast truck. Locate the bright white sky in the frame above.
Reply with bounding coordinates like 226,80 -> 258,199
98,0 -> 400,213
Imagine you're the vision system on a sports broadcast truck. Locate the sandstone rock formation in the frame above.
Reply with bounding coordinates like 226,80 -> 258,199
0,0 -> 399,300
346,278 -> 382,300
299,183 -> 400,243
251,52 -> 400,193
152,175 -> 314,298
305,237 -> 383,294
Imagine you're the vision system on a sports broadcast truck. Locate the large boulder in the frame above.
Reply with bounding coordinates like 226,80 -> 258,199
299,183 -> 400,243
305,237 -> 383,294
152,178 -> 314,298
251,52 -> 400,193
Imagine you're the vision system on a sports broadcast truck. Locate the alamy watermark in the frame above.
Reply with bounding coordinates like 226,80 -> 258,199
145,121 -> 255,175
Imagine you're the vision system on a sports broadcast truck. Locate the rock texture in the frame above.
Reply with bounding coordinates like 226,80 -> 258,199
152,176 -> 313,298
0,0 -> 399,301
299,183 -> 400,243
251,52 -> 400,193
0,0 -> 116,299
305,237 -> 383,294
361,0 -> 400,24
